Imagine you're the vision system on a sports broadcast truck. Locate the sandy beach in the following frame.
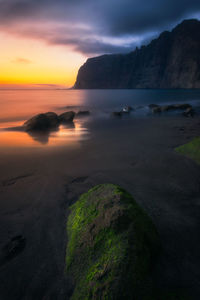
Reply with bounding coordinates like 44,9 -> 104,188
0,113 -> 200,299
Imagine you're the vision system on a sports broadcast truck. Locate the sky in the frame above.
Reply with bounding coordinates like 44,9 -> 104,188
0,0 -> 200,88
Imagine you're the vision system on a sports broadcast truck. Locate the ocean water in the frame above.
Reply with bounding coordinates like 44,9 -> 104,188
0,89 -> 200,149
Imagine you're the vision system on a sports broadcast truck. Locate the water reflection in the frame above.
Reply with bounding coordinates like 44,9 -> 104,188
0,120 -> 89,148
62,122 -> 75,129
27,129 -> 56,145
26,122 -> 76,145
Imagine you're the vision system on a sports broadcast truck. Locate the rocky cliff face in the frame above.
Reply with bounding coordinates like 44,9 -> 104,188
74,19 -> 200,89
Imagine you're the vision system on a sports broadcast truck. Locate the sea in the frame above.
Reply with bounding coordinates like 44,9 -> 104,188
0,89 -> 200,149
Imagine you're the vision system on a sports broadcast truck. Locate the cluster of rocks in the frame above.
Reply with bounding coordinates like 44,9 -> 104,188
149,103 -> 195,117
112,106 -> 134,117
23,110 -> 90,131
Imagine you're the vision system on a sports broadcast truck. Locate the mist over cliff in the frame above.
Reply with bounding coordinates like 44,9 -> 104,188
74,19 -> 200,89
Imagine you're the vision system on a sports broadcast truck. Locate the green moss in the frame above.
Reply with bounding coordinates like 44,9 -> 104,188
175,137 -> 200,164
66,184 -> 160,300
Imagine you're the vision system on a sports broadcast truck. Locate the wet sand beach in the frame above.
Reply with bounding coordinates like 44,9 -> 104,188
0,114 -> 200,299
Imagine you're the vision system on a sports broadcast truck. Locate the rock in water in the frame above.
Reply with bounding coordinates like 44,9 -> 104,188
44,112 -> 59,127
59,111 -> 75,123
24,112 -> 59,131
152,104 -> 193,114
111,111 -> 122,117
66,184 -> 160,300
76,111 -> 90,117
122,106 -> 133,113
174,104 -> 192,110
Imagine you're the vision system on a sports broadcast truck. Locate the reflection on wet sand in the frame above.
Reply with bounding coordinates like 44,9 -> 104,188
27,129 -> 58,145
27,122 -> 75,145
0,120 -> 89,148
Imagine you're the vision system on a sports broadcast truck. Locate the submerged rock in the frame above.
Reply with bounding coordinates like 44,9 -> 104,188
174,103 -> 192,110
59,111 -> 75,123
66,184 -> 160,300
111,111 -> 122,117
152,103 -> 193,114
24,112 -> 59,131
76,111 -> 90,117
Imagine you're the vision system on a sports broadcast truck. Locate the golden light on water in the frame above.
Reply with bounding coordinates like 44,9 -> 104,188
0,90 -> 90,149
0,121 -> 89,149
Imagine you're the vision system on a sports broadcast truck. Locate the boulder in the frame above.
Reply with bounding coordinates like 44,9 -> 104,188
66,184 -> 160,300
76,111 -> 90,117
44,112 -> 59,127
24,112 -> 59,131
111,111 -> 122,117
58,111 -> 75,123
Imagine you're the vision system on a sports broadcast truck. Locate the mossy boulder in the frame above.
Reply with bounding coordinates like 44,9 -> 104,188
66,184 -> 160,300
175,137 -> 200,165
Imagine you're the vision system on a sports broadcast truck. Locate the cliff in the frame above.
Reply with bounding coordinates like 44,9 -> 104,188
74,19 -> 200,89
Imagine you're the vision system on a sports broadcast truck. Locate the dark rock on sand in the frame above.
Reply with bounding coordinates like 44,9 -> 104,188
76,111 -> 90,117
1,235 -> 26,262
66,184 -> 160,300
111,111 -> 122,117
24,112 -> 59,131
58,111 -> 75,123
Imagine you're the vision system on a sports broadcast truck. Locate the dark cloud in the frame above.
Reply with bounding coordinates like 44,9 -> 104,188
0,0 -> 200,55
94,0 -> 200,35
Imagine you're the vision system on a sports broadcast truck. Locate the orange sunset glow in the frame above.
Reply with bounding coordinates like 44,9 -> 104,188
0,32 -> 86,88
